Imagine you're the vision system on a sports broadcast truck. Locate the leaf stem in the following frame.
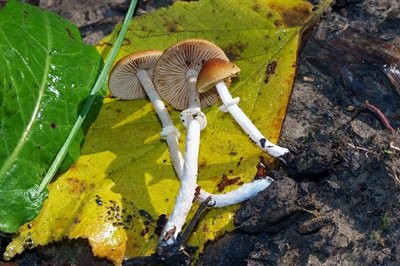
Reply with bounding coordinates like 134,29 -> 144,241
301,0 -> 335,34
38,0 -> 138,194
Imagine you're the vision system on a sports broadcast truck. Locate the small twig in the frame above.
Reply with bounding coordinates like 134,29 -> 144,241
393,170 -> 400,184
390,141 -> 400,152
301,0 -> 335,34
178,196 -> 212,246
363,101 -> 395,133
347,142 -> 371,159
302,208 -> 319,218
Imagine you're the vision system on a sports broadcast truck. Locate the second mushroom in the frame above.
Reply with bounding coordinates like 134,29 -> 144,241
154,39 -> 229,245
197,58 -> 289,158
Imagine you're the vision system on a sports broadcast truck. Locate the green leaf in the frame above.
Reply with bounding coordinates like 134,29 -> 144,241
0,0 -> 101,233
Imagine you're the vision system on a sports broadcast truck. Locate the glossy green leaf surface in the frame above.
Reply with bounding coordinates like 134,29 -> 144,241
0,0 -> 101,233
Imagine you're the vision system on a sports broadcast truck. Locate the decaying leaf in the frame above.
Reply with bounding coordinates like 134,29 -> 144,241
5,0 -> 313,264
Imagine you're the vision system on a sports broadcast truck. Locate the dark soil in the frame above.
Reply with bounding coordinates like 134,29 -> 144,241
1,0 -> 399,265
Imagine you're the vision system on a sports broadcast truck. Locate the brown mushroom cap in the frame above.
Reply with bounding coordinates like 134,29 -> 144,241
197,58 -> 240,93
109,50 -> 163,100
154,39 -> 229,110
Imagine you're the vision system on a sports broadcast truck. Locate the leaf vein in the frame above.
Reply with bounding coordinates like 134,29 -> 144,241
0,13 -> 53,179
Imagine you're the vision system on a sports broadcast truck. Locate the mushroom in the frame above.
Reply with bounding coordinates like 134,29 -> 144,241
197,58 -> 289,158
109,50 -> 183,174
154,39 -> 229,244
109,50 -> 272,212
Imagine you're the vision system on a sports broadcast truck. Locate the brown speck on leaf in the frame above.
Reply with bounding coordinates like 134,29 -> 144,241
65,28 -> 75,40
282,3 -> 312,27
237,156 -> 244,166
194,186 -> 201,199
202,224 -> 209,233
50,122 -> 57,129
155,214 -> 168,237
217,174 -> 241,192
157,214 -> 167,227
139,209 -> 153,223
199,158 -> 207,168
269,2 -> 312,27
124,214 -> 133,224
266,12 -> 274,19
23,10 -> 29,21
96,42 -> 113,48
154,227 -> 162,236
95,195 -> 103,206
223,41 -> 248,61
264,61 -> 277,83
164,20 -> 178,32
113,222 -> 123,227
141,227 -> 150,236
66,178 -> 90,194
274,20 -> 283,27
122,38 -> 131,46
252,3 -> 261,12
24,234 -> 34,249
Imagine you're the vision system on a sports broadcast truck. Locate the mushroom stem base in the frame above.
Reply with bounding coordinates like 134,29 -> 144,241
160,118 -> 201,243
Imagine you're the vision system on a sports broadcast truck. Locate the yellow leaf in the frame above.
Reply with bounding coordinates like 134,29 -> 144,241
5,0 -> 312,264
4,152 -> 127,265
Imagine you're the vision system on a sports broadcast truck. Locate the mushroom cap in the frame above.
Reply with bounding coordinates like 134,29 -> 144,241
197,58 -> 240,93
109,50 -> 163,100
154,39 -> 229,110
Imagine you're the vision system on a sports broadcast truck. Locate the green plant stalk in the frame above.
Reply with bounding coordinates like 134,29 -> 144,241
37,0 -> 138,194
301,0 -> 334,33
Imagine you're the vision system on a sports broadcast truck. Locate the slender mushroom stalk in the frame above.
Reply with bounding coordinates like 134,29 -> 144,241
196,177 -> 274,207
197,58 -> 289,158
108,50 -> 182,175
154,39 -> 230,245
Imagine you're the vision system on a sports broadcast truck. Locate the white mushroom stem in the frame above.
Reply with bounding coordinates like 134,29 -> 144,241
160,70 -> 203,243
215,82 -> 289,158
137,70 -> 183,174
187,72 -> 201,109
196,177 -> 274,207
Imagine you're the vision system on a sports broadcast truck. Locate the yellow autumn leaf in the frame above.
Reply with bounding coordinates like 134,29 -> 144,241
5,0 -> 313,264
